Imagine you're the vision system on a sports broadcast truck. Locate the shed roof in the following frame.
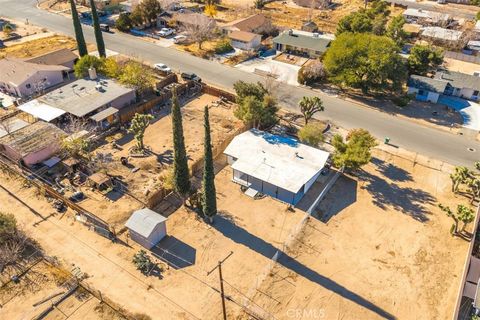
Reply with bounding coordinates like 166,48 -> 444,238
88,172 -> 111,185
0,121 -> 65,157
228,30 -> 260,43
90,106 -> 119,122
25,48 -> 78,67
273,30 -> 332,53
224,129 -> 329,193
125,208 -> 167,238
18,99 -> 66,122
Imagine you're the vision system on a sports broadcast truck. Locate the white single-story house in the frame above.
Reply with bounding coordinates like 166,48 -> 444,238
125,208 -> 167,249
408,70 -> 480,103
228,31 -> 262,51
224,129 -> 330,205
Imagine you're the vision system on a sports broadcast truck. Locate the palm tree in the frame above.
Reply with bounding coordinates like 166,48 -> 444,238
299,96 -> 324,125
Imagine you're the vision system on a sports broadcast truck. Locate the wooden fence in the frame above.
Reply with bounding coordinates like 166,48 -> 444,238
0,156 -> 113,235
202,84 -> 236,102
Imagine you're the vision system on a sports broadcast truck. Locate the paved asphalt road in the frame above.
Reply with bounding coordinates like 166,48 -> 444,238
1,0 -> 480,166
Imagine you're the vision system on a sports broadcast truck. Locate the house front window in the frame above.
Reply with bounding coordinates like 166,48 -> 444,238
473,90 -> 479,97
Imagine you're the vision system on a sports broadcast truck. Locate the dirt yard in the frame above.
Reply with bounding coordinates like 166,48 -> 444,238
0,260 -> 127,320
93,93 -> 243,223
219,0 -> 403,32
0,35 -> 78,59
241,148 -> 471,320
0,161 -> 308,319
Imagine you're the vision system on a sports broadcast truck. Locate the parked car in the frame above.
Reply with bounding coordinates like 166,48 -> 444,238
157,28 -> 175,37
173,35 -> 187,44
100,23 -> 110,32
154,63 -> 172,73
181,72 -> 201,82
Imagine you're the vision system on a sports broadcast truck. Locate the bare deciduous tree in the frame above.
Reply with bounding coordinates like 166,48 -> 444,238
181,15 -> 216,49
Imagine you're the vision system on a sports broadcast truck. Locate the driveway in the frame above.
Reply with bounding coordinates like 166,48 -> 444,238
235,57 -> 301,86
437,96 -> 480,131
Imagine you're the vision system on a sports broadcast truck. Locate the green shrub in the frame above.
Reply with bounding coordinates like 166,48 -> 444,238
214,39 -> 234,54
298,123 -> 324,147
391,94 -> 414,107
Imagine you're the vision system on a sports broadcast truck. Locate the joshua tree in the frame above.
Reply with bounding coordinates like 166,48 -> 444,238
439,203 -> 475,237
128,113 -> 153,151
89,0 -> 106,57
450,166 -> 471,193
201,106 -> 217,223
171,90 -> 191,199
299,96 -> 324,125
69,0 -> 88,56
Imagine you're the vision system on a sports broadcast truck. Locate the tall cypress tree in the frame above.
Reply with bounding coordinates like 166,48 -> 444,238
201,106 -> 217,223
89,0 -> 106,57
171,89 -> 191,199
69,0 -> 88,56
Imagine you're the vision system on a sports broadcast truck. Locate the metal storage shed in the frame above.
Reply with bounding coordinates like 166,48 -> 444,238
125,208 -> 167,249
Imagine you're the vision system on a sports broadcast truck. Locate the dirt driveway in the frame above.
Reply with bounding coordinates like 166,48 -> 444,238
242,149 -> 471,319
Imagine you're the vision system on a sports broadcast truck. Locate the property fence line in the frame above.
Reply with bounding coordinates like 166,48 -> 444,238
452,205 -> 480,320
0,155 -> 113,235
241,168 -> 344,316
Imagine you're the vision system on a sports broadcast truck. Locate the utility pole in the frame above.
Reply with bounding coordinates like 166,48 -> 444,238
207,251 -> 233,320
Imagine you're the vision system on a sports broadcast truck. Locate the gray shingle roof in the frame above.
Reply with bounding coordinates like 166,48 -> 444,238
434,70 -> 480,91
273,31 -> 331,53
407,75 -> 448,93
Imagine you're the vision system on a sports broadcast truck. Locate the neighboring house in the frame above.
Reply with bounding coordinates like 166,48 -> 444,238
228,31 -> 262,51
25,48 -> 78,71
125,208 -> 167,249
408,70 -> 480,103
402,8 -> 450,25
272,29 -> 333,58
220,14 -> 269,35
421,26 -> 463,43
17,77 -> 137,126
0,58 -> 69,98
0,121 -> 65,167
223,129 -> 330,205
